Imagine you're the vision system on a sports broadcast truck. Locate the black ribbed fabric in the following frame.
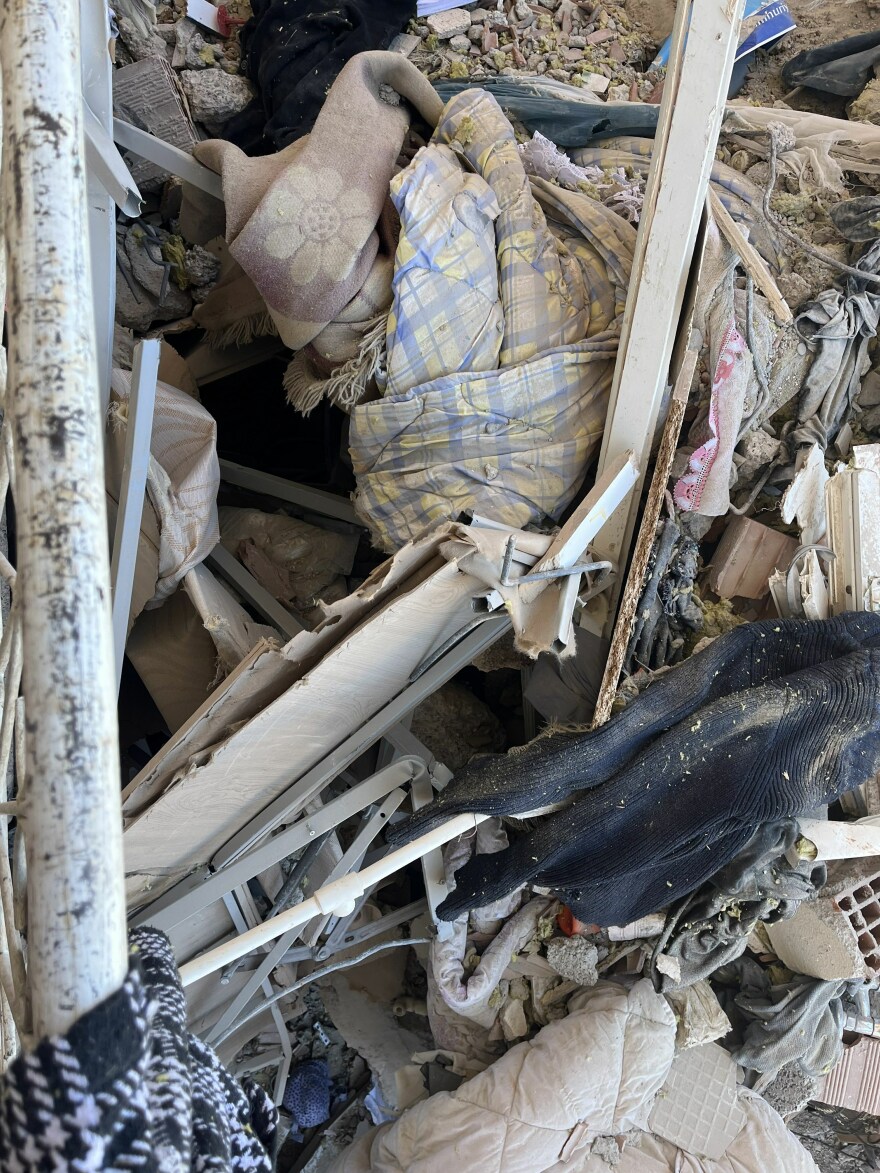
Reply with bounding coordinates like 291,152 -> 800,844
389,614 -> 880,847
431,645 -> 880,926
223,0 -> 415,154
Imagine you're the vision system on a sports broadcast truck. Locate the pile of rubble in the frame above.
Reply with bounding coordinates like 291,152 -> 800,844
411,1 -> 658,97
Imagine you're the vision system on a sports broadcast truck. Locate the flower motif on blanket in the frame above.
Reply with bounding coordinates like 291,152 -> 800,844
263,166 -> 374,285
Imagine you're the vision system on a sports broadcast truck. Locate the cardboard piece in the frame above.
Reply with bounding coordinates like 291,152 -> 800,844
113,57 -> 198,192
707,515 -> 798,600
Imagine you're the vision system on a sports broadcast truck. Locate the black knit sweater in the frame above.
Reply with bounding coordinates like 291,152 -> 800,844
390,617 -> 880,926
389,613 -> 880,845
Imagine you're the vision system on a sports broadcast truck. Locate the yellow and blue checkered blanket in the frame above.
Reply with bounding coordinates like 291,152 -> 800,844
350,89 -> 637,551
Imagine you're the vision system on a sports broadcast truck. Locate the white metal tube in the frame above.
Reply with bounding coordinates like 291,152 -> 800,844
1,0 -> 127,1035
180,813 -> 487,986
110,338 -> 159,687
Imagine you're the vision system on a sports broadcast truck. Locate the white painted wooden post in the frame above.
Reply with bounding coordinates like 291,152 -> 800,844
0,0 -> 127,1036
589,0 -> 747,637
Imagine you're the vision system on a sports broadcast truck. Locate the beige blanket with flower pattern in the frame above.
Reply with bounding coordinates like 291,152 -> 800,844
192,51 -> 442,353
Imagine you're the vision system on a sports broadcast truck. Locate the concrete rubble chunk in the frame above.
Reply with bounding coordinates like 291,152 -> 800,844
767,861 -> 880,981
389,32 -> 421,57
582,72 -> 610,93
545,936 -> 599,986
180,68 -> 255,125
116,13 -> 170,62
427,8 -> 472,39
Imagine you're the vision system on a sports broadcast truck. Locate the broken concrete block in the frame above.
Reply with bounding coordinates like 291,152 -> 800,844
817,1037 -> 880,1114
768,903 -> 867,981
427,8 -> 471,38
707,515 -> 797,601
768,858 -> 880,980
545,936 -> 599,986
449,33 -> 472,53
180,68 -> 254,126
113,56 -> 198,192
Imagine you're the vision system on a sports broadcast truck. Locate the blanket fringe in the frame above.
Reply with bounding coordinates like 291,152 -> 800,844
284,313 -> 388,416
202,312 -> 279,351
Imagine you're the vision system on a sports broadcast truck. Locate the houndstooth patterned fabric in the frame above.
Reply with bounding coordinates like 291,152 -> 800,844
0,927 -> 276,1172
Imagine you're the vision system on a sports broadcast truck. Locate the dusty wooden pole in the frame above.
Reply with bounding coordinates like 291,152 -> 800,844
0,0 -> 127,1035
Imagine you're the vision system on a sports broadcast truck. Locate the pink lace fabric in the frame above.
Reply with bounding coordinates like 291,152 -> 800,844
674,320 -> 748,513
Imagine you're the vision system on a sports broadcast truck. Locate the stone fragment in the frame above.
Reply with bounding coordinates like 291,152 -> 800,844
115,268 -> 159,333
545,937 -> 599,986
564,47 -> 584,62
499,998 -> 529,1042
389,32 -> 421,56
427,8 -> 471,39
469,7 -> 490,21
467,24 -> 483,42
180,69 -> 254,125
184,244 -> 221,291
586,28 -> 615,43
568,34 -> 586,47
449,33 -> 472,53
116,14 -> 169,61
514,0 -> 531,17
582,72 -> 610,93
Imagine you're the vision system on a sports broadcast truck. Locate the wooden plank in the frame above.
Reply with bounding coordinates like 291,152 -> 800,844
592,347 -> 698,726
589,0 -> 747,637
708,187 -> 792,324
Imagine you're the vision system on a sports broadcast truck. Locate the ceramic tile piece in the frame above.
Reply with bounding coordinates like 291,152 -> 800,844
649,1042 -> 745,1160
